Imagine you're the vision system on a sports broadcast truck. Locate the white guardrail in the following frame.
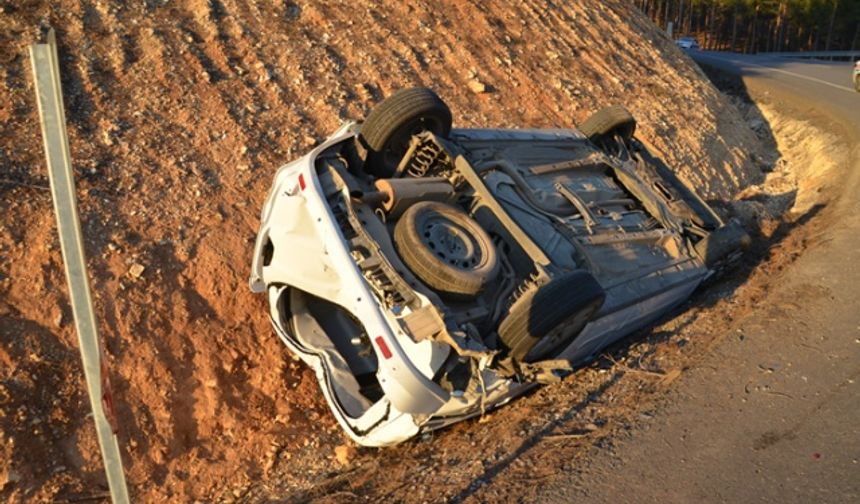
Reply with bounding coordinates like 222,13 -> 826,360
758,50 -> 860,61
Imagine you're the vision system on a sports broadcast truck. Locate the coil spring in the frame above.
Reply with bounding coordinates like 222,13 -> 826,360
405,139 -> 450,178
511,272 -> 542,304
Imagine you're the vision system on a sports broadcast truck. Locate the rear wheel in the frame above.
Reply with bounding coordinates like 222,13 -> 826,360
498,271 -> 605,362
579,105 -> 637,144
360,88 -> 452,178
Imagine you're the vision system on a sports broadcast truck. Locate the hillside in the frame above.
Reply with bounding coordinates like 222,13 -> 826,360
0,0 -> 764,501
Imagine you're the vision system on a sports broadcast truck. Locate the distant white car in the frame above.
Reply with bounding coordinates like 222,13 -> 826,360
249,88 -> 748,446
676,37 -> 700,50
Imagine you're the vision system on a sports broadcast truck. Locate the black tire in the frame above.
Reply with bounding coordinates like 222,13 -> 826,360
498,271 -> 605,363
360,88 -> 453,178
579,105 -> 637,143
393,201 -> 499,299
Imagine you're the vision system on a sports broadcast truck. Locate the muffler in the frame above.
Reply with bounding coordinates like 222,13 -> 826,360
373,177 -> 455,219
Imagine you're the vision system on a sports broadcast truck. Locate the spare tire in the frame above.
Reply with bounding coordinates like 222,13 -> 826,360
498,270 -> 605,363
393,201 -> 499,299
360,88 -> 452,178
579,105 -> 637,144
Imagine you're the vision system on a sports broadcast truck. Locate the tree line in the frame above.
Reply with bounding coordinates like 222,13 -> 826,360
635,0 -> 860,53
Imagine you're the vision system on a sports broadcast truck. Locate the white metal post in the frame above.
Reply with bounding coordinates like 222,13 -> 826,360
29,29 -> 130,504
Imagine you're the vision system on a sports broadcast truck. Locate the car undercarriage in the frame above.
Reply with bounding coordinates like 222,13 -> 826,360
249,88 -> 748,445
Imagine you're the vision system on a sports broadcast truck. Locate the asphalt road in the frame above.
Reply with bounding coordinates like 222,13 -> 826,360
694,51 -> 857,93
537,54 -> 860,503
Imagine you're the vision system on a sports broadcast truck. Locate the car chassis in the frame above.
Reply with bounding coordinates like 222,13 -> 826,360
249,89 -> 747,446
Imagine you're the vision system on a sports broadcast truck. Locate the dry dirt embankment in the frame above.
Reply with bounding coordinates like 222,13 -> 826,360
0,1 -> 764,501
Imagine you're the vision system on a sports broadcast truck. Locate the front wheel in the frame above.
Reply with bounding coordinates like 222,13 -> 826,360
579,105 -> 637,144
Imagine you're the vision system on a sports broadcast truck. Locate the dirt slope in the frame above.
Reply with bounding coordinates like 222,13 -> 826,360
0,1 -> 764,501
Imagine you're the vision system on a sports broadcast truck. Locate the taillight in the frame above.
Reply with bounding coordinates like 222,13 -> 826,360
374,336 -> 393,359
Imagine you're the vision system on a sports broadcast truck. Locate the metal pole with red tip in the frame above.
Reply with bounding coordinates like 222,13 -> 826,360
29,28 -> 130,504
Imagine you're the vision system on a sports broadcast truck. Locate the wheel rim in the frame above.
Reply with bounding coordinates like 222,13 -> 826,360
418,213 -> 483,270
381,116 -> 444,172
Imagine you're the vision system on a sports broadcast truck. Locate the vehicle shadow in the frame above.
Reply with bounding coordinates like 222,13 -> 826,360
445,372 -> 623,503
443,202 -> 826,504
0,314 -> 110,499
440,64 -> 830,503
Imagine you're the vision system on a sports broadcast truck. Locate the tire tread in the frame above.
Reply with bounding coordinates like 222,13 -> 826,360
498,271 -> 605,362
579,105 -> 637,142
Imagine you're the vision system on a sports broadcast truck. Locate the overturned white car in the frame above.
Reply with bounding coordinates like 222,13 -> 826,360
249,88 -> 748,446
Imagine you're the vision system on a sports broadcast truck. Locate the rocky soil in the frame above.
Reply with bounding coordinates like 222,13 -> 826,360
0,1 -> 768,502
